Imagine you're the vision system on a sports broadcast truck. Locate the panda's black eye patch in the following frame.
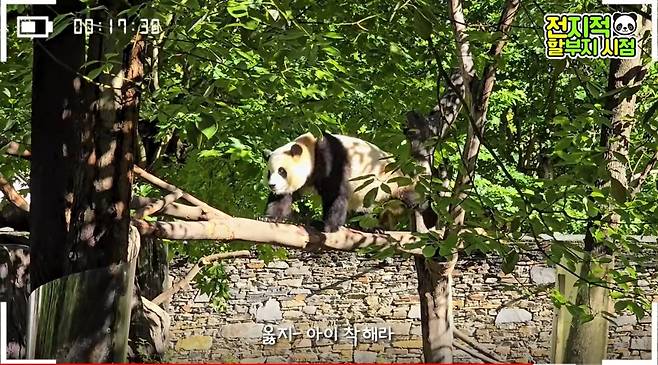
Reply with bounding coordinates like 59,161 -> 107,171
278,167 -> 287,178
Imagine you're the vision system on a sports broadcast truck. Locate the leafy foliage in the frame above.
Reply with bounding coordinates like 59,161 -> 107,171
1,0 -> 657,318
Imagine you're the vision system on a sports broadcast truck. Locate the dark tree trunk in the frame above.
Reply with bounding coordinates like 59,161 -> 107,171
29,0 -> 85,289
28,2 -> 141,362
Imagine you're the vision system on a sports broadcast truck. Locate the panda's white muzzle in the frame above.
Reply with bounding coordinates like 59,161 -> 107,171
268,174 -> 289,195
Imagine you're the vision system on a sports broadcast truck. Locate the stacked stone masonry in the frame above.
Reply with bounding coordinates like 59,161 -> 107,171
168,249 -> 657,363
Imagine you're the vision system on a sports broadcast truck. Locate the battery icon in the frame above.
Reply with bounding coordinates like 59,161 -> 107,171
16,16 -> 53,39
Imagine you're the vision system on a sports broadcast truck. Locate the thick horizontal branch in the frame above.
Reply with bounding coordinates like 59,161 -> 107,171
133,218 -> 424,255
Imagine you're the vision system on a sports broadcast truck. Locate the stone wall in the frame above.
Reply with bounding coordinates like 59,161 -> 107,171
168,249 -> 657,363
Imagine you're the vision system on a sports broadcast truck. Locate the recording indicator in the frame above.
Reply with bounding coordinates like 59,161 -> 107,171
16,16 -> 53,39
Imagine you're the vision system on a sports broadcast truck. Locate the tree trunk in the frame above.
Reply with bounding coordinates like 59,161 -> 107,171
559,13 -> 647,365
415,257 -> 454,363
29,0 -> 85,289
28,2 -> 141,362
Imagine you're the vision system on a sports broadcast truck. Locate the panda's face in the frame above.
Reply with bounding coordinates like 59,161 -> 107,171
267,142 -> 312,195
613,13 -> 637,36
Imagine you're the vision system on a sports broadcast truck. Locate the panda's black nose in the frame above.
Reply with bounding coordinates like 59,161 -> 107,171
269,184 -> 276,190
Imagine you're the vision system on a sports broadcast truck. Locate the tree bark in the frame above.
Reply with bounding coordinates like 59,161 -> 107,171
420,1 -> 519,362
560,13 -> 648,365
28,3 -> 141,362
415,257 -> 454,362
29,0 -> 85,289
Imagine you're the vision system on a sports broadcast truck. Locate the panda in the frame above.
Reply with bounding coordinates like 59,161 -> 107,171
264,131 -> 427,233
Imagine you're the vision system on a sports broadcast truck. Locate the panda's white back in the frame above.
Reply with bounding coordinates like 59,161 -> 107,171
332,134 -> 406,212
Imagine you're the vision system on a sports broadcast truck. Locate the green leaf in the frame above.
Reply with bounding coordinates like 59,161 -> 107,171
422,245 -> 436,258
363,187 -> 378,208
354,178 -> 375,193
349,174 -> 375,181
200,123 -> 218,139
380,183 -> 391,194
358,215 -> 379,229
502,250 -> 519,274
610,178 -> 627,204
641,99 -> 658,126
86,66 -> 104,81
323,32 -> 343,39
48,14 -> 72,39
413,11 -> 432,39
387,176 -> 413,186
384,162 -> 400,173
227,1 -> 249,18
614,300 -> 632,312
266,8 -> 280,21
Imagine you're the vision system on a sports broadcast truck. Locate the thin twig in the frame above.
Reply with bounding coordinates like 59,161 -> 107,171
454,341 -> 502,363
630,149 -> 658,197
133,165 -> 229,219
151,250 -> 251,306
454,328 -> 505,363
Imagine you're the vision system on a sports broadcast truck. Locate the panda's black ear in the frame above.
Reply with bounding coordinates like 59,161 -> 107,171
629,12 -> 637,20
290,143 -> 303,157
613,12 -> 621,20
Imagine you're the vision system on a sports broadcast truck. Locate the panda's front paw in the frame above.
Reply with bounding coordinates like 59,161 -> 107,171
258,216 -> 289,224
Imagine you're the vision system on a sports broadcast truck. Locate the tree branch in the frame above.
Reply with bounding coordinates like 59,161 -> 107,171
133,165 -> 229,219
132,218 -> 424,255
454,328 -> 505,363
0,173 -> 29,212
454,342 -> 501,364
133,190 -> 184,219
151,250 -> 251,306
2,141 -> 31,160
630,149 -> 658,197
449,0 -> 476,84
479,0 -> 521,106
131,196 -> 214,221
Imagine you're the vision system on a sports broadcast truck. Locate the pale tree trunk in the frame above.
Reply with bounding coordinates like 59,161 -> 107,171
413,0 -> 520,362
560,13 -> 648,365
415,257 -> 454,362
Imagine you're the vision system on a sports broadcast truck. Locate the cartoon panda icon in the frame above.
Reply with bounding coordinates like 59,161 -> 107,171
613,12 -> 637,36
